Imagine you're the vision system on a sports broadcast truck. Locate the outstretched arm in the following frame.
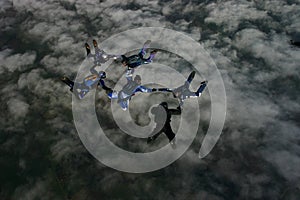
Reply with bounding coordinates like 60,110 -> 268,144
152,88 -> 173,92
98,79 -> 112,92
168,105 -> 181,115
136,85 -> 152,93
125,68 -> 134,81
90,65 -> 98,75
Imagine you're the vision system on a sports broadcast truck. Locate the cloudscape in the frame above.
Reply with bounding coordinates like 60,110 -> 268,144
1,0 -> 300,199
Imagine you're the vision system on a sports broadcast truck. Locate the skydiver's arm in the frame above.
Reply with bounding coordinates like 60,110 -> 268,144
90,65 -> 98,75
179,99 -> 184,107
136,86 -> 152,93
156,88 -> 173,92
98,79 -> 112,92
125,68 -> 134,81
101,49 -> 119,59
169,106 -> 181,115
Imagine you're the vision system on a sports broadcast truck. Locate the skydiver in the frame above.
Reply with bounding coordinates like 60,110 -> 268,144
147,102 -> 181,148
85,39 -> 118,66
121,40 -> 158,69
61,65 -> 110,99
290,40 -> 300,47
100,68 -> 153,110
153,71 -> 207,106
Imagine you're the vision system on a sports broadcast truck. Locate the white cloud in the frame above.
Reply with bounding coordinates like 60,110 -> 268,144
7,98 -> 30,119
205,1 -> 268,32
0,50 -> 36,74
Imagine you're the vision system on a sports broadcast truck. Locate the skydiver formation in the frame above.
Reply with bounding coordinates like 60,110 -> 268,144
61,39 -> 207,146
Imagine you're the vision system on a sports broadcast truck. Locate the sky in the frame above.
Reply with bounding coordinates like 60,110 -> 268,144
1,0 -> 300,199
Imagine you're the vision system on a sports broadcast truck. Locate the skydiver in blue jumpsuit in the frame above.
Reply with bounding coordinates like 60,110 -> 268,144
61,65 -> 110,99
153,71 -> 207,106
100,68 -> 153,110
85,39 -> 118,66
121,40 -> 158,69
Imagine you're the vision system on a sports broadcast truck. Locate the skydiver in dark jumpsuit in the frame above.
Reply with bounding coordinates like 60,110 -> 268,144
121,40 -> 158,69
147,102 -> 181,147
153,71 -> 207,106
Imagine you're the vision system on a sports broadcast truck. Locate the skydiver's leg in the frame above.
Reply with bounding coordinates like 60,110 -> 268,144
116,92 -> 131,111
179,71 -> 196,91
143,49 -> 158,62
93,39 -> 102,56
119,99 -> 129,111
85,43 -> 91,56
93,39 -> 98,48
187,71 -> 196,84
78,90 -> 89,99
195,81 -> 207,96
147,130 -> 163,144
138,40 -> 151,58
164,124 -> 176,142
107,91 -> 118,99
99,79 -> 113,94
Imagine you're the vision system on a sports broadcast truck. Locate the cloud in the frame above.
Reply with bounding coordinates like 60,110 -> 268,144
205,1 -> 268,32
7,98 -> 30,119
12,179 -> 59,200
0,0 -> 11,12
0,50 -> 36,74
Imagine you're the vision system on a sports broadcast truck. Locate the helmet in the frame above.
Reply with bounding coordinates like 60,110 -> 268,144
134,75 -> 141,82
121,55 -> 128,64
99,71 -> 106,79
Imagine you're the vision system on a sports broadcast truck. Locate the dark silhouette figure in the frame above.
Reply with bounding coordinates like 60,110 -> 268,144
147,102 -> 181,145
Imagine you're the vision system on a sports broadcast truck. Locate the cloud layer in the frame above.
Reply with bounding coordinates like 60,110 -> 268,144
1,0 -> 300,199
